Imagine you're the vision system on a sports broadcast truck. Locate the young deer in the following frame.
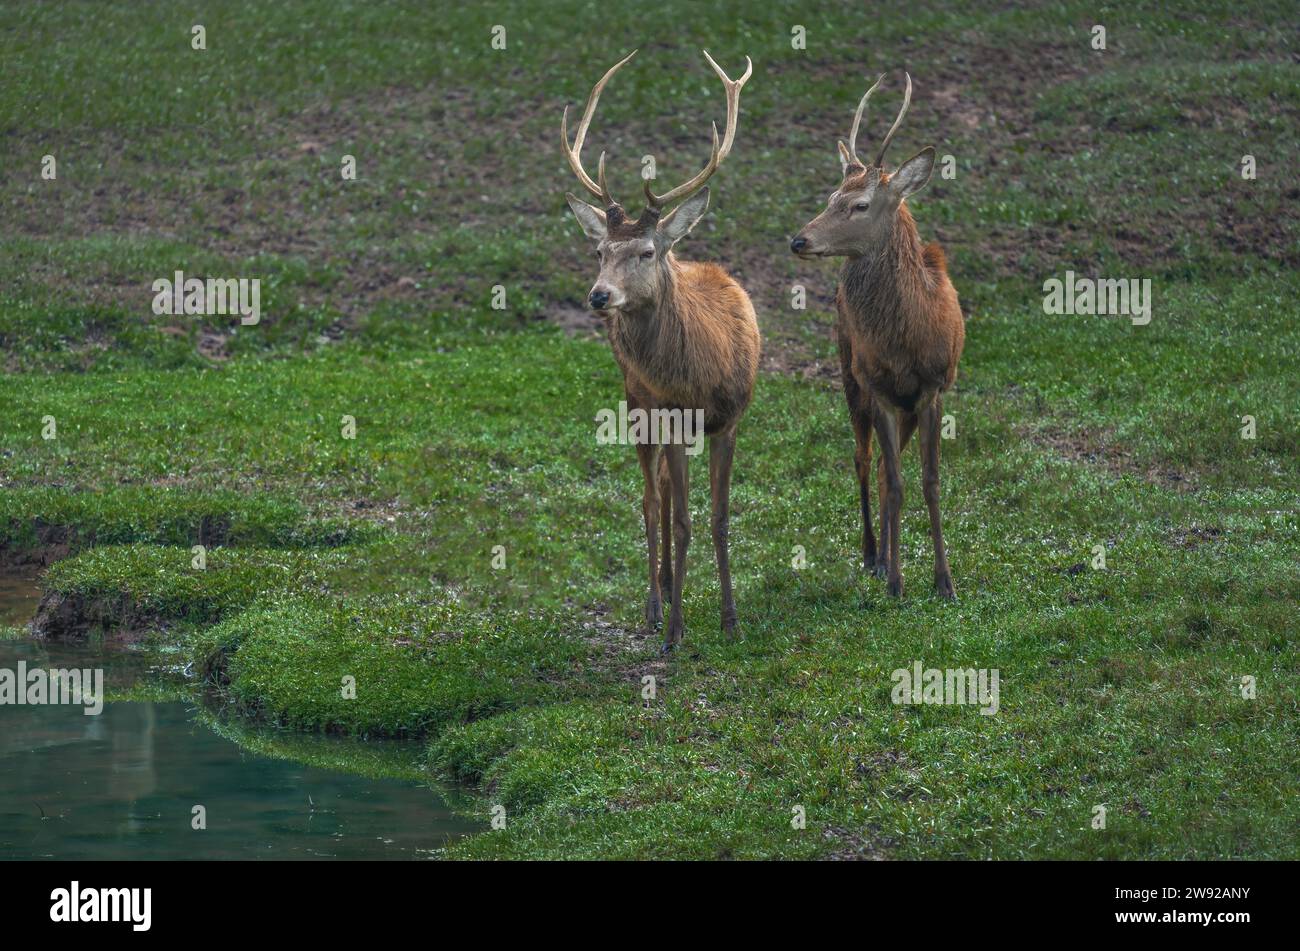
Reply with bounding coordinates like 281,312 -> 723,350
562,50 -> 760,650
791,73 -> 964,599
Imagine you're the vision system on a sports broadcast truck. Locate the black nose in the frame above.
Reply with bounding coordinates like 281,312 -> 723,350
790,237 -> 808,254
589,290 -> 610,310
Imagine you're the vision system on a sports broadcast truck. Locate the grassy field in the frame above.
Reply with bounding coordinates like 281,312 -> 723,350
1,0 -> 1297,859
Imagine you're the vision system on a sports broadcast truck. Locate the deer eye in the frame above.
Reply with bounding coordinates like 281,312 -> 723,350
640,250 -> 655,260
594,250 -> 603,261
853,201 -> 870,212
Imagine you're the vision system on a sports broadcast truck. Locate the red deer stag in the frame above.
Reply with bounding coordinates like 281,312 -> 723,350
791,73 -> 964,599
562,50 -> 760,650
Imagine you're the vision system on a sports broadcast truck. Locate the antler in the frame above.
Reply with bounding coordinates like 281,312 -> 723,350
643,50 -> 752,209
842,73 -> 884,169
874,71 -> 912,168
561,50 -> 638,206
840,71 -> 913,170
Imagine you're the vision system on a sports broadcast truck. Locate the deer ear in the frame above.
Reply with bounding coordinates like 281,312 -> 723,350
565,193 -> 607,241
891,147 -> 935,199
658,188 -> 710,245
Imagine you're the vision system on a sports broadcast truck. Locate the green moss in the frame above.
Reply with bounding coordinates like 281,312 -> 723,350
42,544 -> 338,626
205,595 -> 598,736
0,486 -> 370,553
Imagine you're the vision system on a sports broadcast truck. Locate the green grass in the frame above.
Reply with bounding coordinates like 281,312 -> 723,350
40,544 -> 340,628
1,0 -> 1296,859
202,595 -> 597,736
0,485 -> 365,550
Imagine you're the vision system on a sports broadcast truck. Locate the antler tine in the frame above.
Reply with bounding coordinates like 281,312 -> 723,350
874,71 -> 913,169
645,50 -> 751,209
703,49 -> 752,161
561,50 -> 637,205
846,73 -> 885,168
597,151 -> 610,205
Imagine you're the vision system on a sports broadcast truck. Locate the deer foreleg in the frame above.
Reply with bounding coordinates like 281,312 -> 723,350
636,442 -> 663,630
874,406 -> 916,584
842,362 -> 877,572
873,403 -> 905,597
663,443 -> 690,650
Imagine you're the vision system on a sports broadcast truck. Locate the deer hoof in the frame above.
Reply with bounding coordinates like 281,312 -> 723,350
645,598 -> 663,630
887,577 -> 904,598
872,561 -> 889,580
722,617 -> 742,641
663,619 -> 684,651
935,574 -> 956,599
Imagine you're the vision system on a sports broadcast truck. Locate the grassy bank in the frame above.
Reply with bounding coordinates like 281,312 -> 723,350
2,0 -> 1297,858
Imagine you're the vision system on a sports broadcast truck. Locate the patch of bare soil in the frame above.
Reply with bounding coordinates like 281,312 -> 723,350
1166,525 -> 1224,549
578,609 -> 669,686
1021,423 -> 1193,490
0,520 -> 76,569
304,495 -> 407,529
762,342 -> 842,387
29,588 -> 159,643
821,825 -> 889,860
542,301 -> 606,338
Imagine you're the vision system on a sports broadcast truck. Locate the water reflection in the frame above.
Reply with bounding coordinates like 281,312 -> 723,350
0,567 -> 42,626
0,634 -> 479,860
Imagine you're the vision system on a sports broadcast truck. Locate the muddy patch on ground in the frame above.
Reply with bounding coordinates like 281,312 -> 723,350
0,520 -> 77,569
28,588 -> 163,643
1022,423 -> 1193,490
0,558 -> 149,643
542,302 -> 606,338
821,824 -> 890,861
1166,525 -> 1224,549
578,609 -> 672,687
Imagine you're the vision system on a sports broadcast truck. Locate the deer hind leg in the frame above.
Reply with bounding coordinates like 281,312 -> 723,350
658,452 -> 672,600
709,427 -> 739,639
842,364 -> 877,572
919,394 -> 955,599
873,403 -> 910,597
637,443 -> 664,630
663,442 -> 690,651
874,449 -> 890,579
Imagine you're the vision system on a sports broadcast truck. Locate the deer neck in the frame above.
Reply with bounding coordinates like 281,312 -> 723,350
840,203 -> 928,331
610,255 -> 691,389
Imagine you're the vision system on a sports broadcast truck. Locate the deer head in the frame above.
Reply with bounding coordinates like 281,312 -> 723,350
791,72 -> 935,259
563,50 -> 751,313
